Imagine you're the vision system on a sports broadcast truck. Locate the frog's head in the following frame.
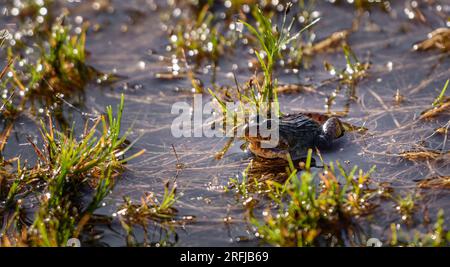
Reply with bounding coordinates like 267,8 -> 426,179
323,117 -> 345,139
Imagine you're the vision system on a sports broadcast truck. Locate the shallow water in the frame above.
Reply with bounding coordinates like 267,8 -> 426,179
1,0 -> 450,246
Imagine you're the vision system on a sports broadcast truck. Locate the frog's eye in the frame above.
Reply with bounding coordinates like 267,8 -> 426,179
335,120 -> 345,138
324,117 -> 345,139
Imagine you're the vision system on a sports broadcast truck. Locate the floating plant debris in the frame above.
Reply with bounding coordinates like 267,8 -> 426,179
399,149 -> 448,161
304,29 -> 351,55
418,176 -> 450,189
414,28 -> 450,52
420,80 -> 450,120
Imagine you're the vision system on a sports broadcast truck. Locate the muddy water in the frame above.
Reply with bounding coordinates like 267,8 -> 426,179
2,0 -> 450,246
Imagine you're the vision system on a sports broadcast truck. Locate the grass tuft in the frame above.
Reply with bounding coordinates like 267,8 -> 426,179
0,94 -> 145,247
249,149 -> 379,246
117,181 -> 180,247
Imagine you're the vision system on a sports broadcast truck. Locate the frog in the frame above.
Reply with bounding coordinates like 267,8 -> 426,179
244,113 -> 345,161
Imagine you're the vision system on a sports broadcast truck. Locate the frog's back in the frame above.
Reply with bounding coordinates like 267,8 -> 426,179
278,113 -> 322,159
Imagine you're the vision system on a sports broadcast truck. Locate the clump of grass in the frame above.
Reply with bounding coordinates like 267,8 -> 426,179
390,209 -> 450,247
2,9 -> 116,124
4,0 -> 54,34
240,4 -> 318,111
227,151 -> 446,247
118,182 -> 178,223
392,193 -> 418,223
0,95 -> 145,247
3,18 -> 98,118
208,4 -> 319,144
250,150 -> 379,246
168,4 -> 224,68
324,44 -> 369,113
117,181 -> 180,246
227,162 -> 269,202
325,44 -> 369,90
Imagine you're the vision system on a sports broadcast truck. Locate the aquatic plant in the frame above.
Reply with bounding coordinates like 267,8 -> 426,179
390,209 -> 450,247
227,162 -> 267,200
3,19 -> 98,118
325,44 -> 369,91
208,4 -> 319,133
250,150 -> 378,246
392,193 -> 417,223
0,95 -> 144,247
323,44 -> 369,113
117,181 -> 180,246
240,4 -> 318,112
420,79 -> 450,120
1,3 -> 118,124
118,182 -> 178,223
168,4 -> 224,69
